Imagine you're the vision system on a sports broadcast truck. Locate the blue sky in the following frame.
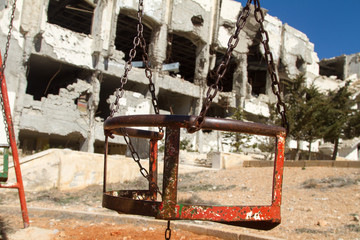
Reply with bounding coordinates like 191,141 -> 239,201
235,0 -> 360,60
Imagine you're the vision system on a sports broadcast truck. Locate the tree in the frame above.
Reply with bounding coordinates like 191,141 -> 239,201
222,107 -> 250,152
283,74 -> 308,160
301,84 -> 327,160
322,81 -> 355,160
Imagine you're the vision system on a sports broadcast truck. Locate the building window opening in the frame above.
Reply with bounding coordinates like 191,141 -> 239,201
296,57 -> 306,72
201,104 -> 228,133
96,74 -> 148,120
26,55 -> 89,100
207,52 -> 236,92
47,0 -> 95,34
165,33 -> 196,83
94,140 -> 126,155
115,14 -> 152,62
157,89 -> 194,115
247,32 -> 267,96
248,70 -> 267,96
19,130 -> 84,154
319,56 -> 345,80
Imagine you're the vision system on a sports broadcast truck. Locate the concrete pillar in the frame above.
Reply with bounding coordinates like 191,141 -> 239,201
193,43 -> 210,86
149,24 -> 168,71
81,71 -> 101,153
233,54 -> 248,107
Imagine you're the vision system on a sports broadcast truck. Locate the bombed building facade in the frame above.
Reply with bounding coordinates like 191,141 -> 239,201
0,0 -> 359,159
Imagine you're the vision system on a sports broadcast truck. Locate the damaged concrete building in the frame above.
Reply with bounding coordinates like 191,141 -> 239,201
0,0 -> 359,160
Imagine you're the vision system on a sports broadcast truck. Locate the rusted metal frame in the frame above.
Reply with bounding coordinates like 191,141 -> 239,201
173,133 -> 285,225
157,126 -> 180,219
103,127 -> 161,211
104,115 -> 285,137
103,115 -> 286,229
103,191 -> 160,216
0,54 -> 29,228
109,127 -> 164,140
149,139 -> 158,200
0,146 -> 9,182
272,133 -> 285,207
103,135 -> 109,193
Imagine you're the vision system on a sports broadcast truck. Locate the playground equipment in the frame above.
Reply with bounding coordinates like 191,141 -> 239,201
0,0 -> 30,228
102,0 -> 288,237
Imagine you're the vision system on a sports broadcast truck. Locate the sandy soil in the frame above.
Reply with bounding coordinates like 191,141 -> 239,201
1,166 -> 359,240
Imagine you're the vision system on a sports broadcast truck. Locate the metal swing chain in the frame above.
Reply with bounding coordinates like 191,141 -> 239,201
110,0 -> 162,129
108,0 -> 164,197
187,0 -> 252,133
107,1 -> 170,238
120,128 -> 163,198
253,0 -> 289,133
0,0 -> 18,145
188,0 -> 289,134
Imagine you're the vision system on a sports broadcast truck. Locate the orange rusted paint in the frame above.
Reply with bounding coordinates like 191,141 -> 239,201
149,139 -> 158,200
0,53 -> 30,228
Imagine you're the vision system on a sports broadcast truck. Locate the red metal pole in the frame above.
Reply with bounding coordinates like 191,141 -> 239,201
0,53 -> 30,228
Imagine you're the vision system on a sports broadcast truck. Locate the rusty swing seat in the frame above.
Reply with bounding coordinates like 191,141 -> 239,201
103,114 -> 286,230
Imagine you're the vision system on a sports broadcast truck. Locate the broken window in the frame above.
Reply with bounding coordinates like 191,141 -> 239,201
157,89 -> 194,115
296,57 -> 306,72
165,33 -> 196,83
201,103 -> 228,133
47,0 -> 95,35
115,14 -> 152,62
207,52 -> 236,92
319,56 -> 346,80
19,130 -> 84,153
206,103 -> 227,118
26,55 -> 90,100
96,74 -> 149,120
94,140 -> 126,155
247,32 -> 267,96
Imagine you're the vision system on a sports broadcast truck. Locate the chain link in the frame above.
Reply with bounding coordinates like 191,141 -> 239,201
120,128 -> 163,198
109,0 -> 162,132
189,0 -> 288,134
0,0 -> 18,145
253,0 -> 289,133
109,1 -> 164,199
187,0 -> 252,133
165,220 -> 171,240
0,0 -> 17,80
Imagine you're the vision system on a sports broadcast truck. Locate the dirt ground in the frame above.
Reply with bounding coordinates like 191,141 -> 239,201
1,166 -> 359,240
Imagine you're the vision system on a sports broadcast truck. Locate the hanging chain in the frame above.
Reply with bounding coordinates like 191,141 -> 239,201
0,0 -> 18,145
0,0 -> 17,80
107,2 -> 169,237
109,0 -> 162,130
187,0 -> 252,133
165,220 -> 171,240
253,0 -> 289,133
120,128 -> 163,198
188,0 -> 288,134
